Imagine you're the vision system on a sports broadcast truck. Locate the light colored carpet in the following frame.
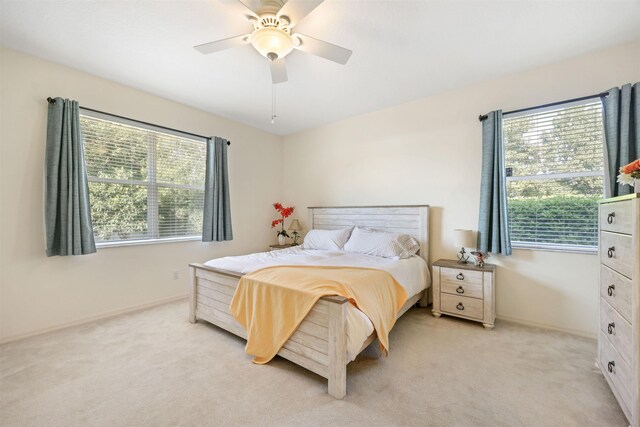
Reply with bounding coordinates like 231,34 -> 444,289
0,301 -> 627,427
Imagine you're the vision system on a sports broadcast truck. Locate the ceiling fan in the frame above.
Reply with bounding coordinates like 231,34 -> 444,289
194,0 -> 352,84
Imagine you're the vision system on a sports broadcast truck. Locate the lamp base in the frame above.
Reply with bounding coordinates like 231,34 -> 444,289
457,248 -> 469,263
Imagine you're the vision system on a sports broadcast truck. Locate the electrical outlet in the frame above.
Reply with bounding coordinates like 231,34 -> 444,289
172,271 -> 179,280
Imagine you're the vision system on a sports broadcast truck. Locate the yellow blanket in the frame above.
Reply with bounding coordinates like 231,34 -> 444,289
229,265 -> 408,364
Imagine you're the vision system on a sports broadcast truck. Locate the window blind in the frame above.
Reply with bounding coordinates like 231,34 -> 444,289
503,101 -> 604,251
80,111 -> 206,244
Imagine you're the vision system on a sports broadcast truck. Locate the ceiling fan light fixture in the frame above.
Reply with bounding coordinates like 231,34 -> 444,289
251,27 -> 293,61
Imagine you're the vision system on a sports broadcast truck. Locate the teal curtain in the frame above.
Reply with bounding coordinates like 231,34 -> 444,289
477,110 -> 511,255
45,98 -> 96,256
203,137 -> 233,241
602,82 -> 640,197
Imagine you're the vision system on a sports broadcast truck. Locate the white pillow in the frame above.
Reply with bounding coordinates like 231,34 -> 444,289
343,227 -> 420,259
302,228 -> 353,251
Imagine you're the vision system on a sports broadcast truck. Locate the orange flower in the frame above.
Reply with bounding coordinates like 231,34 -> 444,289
271,219 -> 284,228
281,207 -> 294,218
621,159 -> 640,174
271,202 -> 295,228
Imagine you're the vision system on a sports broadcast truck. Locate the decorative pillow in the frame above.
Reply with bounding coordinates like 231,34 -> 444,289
343,227 -> 420,259
302,228 -> 353,251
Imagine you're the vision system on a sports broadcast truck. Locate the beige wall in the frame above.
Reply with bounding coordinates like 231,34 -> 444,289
2,42 -> 638,342
0,48 -> 283,342
281,41 -> 640,337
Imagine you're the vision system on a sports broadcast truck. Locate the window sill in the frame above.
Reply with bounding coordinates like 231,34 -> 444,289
96,236 -> 202,249
512,242 -> 597,255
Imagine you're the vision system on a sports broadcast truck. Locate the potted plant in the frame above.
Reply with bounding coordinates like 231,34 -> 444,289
617,159 -> 640,193
271,203 -> 295,245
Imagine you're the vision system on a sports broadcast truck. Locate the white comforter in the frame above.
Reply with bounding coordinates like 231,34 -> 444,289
204,247 -> 430,361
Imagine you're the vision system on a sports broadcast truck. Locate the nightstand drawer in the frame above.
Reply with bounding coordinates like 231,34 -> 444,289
600,298 -> 633,365
441,281 -> 483,299
440,294 -> 483,320
441,267 -> 483,286
600,232 -> 634,279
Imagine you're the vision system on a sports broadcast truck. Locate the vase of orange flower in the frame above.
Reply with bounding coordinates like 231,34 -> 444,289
617,159 -> 640,194
271,203 -> 295,245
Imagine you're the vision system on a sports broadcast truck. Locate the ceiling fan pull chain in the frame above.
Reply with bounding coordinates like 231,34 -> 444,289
271,83 -> 277,124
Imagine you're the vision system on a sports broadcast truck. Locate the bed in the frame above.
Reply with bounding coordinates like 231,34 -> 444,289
188,205 -> 430,398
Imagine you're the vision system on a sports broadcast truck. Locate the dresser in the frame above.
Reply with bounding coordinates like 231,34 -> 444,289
598,193 -> 640,427
431,259 -> 496,329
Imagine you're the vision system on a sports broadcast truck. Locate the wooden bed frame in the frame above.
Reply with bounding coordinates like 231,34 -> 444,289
189,205 -> 430,399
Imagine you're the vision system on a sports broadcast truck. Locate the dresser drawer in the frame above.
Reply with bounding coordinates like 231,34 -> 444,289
600,265 -> 633,323
600,299 -> 633,365
600,231 -> 634,279
441,267 -> 483,286
441,280 -> 483,299
600,200 -> 634,234
440,294 -> 483,320
599,332 -> 633,413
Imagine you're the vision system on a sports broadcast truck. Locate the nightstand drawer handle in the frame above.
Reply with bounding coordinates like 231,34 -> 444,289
607,246 -> 615,258
456,286 -> 464,294
607,212 -> 615,224
456,302 -> 464,311
607,284 -> 615,297
456,273 -> 465,280
608,322 -> 615,334
607,360 -> 615,373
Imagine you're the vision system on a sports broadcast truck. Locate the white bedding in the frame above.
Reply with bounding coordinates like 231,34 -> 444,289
204,246 -> 431,361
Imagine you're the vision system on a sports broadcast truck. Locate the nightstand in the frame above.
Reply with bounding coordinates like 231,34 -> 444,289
269,244 -> 296,251
431,259 -> 496,329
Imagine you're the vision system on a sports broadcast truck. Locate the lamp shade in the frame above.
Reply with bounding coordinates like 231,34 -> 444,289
453,229 -> 475,249
288,219 -> 302,231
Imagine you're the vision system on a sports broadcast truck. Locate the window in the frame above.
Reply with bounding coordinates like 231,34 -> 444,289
503,100 -> 604,252
80,110 -> 206,246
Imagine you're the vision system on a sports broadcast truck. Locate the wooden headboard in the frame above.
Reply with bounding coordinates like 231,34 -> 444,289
307,205 -> 430,263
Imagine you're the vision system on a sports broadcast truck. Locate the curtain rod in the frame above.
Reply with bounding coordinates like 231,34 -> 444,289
478,91 -> 609,122
46,97 -> 230,145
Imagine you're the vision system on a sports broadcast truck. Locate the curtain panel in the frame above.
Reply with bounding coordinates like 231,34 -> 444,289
45,98 -> 96,256
602,82 -> 640,197
477,110 -> 512,255
203,136 -> 233,242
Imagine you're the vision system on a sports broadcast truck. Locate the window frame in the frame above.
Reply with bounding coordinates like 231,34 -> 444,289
503,99 -> 605,254
80,109 -> 207,248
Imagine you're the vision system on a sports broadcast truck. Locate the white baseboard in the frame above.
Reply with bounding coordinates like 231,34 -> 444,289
0,294 -> 188,344
2,296 -> 596,344
497,314 -> 597,340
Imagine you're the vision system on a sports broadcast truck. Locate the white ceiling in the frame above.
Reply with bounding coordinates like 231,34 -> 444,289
1,1 -> 639,135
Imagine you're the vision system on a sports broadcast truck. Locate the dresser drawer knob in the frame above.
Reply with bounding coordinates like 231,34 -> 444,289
456,286 -> 465,294
456,273 -> 465,280
607,322 -> 615,335
607,246 -> 615,258
607,212 -> 615,224
456,302 -> 464,311
607,360 -> 615,373
607,284 -> 615,296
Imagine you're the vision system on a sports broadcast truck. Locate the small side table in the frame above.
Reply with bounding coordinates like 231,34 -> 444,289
269,244 -> 296,251
431,259 -> 496,329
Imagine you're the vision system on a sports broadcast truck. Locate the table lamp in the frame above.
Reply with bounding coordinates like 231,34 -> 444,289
453,229 -> 475,263
288,219 -> 302,245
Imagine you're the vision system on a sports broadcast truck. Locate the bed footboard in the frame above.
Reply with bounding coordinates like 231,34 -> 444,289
189,263 -> 348,399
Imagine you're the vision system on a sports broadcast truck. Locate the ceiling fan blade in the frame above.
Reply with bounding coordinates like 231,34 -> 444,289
277,0 -> 325,28
229,0 -> 259,19
194,34 -> 251,55
269,58 -> 288,84
292,34 -> 352,65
